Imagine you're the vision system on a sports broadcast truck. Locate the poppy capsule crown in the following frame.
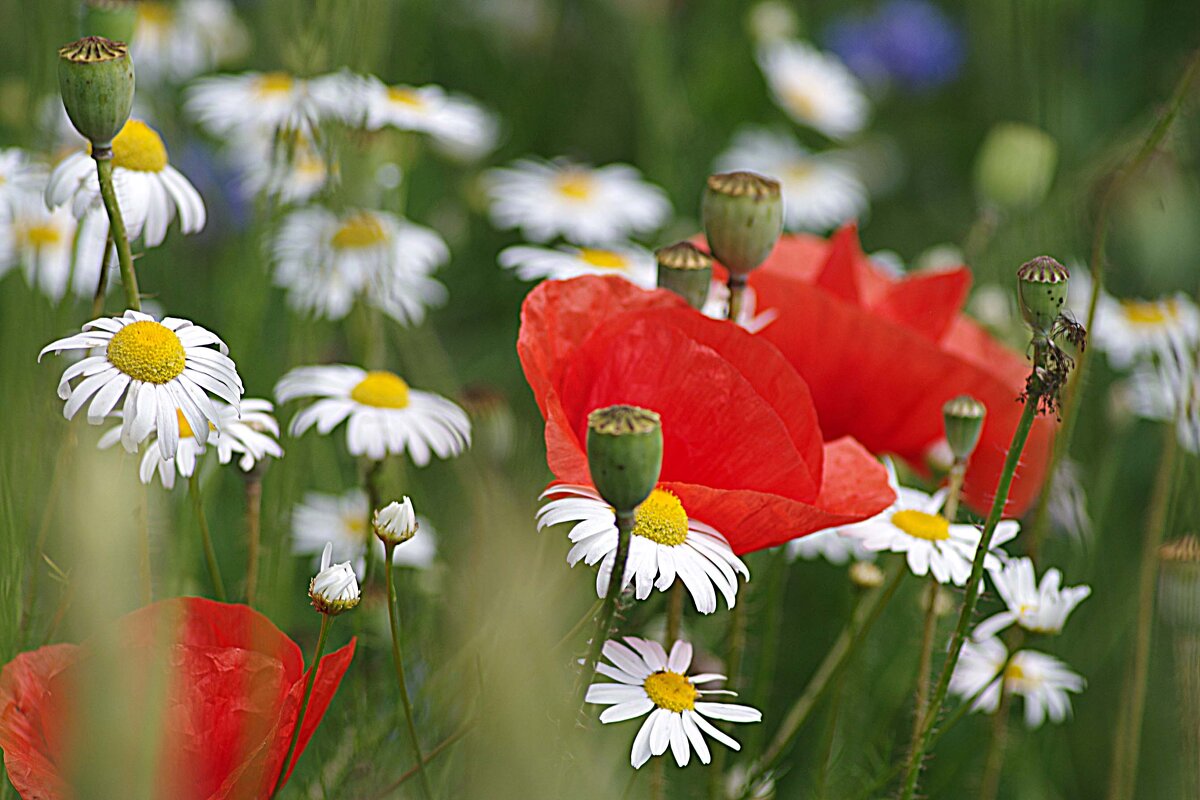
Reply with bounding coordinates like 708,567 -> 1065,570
702,171 -> 783,279
942,394 -> 986,461
57,36 -> 135,152
655,241 -> 713,310
586,405 -> 663,513
1016,255 -> 1070,336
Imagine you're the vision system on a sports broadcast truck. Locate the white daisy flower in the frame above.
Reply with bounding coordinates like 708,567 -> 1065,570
1089,286 -> 1200,370
838,459 -> 1019,586
974,557 -> 1091,640
950,637 -> 1086,729
483,158 -> 670,245
786,529 -> 876,566
44,119 -> 206,291
0,190 -> 78,302
1123,338 -> 1200,453
272,207 -> 448,326
0,148 -> 47,216
187,72 -> 325,139
537,484 -> 749,614
130,0 -> 249,86
39,310 -> 244,459
498,242 -> 656,287
309,541 -> 361,615
757,40 -> 869,140
291,488 -> 437,576
274,364 -> 471,464
715,127 -> 868,231
1047,458 -> 1092,544
233,130 -> 331,204
585,637 -> 762,768
702,283 -> 779,333
99,407 -> 205,490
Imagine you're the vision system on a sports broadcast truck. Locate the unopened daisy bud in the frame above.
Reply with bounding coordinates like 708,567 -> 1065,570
974,122 -> 1057,212
702,171 -> 783,280
586,405 -> 663,513
57,37 -> 134,153
849,560 -> 884,589
309,542 -> 360,616
374,497 -> 418,547
81,0 -> 138,44
1016,255 -> 1070,336
655,241 -> 713,310
1159,536 -> 1200,630
942,395 -> 987,461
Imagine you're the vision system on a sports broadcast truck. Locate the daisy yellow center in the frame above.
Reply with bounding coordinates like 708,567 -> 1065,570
1004,661 -> 1025,683
783,87 -> 818,121
1121,299 -> 1177,326
256,72 -> 295,96
350,370 -> 410,409
106,321 -> 186,384
174,409 -> 215,439
331,213 -> 388,250
786,161 -> 814,180
387,86 -> 425,107
890,510 -> 950,541
633,489 -> 689,547
111,120 -> 168,172
556,171 -> 593,201
343,513 -> 368,542
22,223 -> 62,247
643,670 -> 697,713
137,2 -> 172,25
578,249 -> 628,270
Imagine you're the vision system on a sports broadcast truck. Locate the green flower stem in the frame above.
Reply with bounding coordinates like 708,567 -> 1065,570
728,278 -> 747,323
370,716 -> 476,799
577,509 -> 634,711
1027,48 -> 1200,559
361,458 -> 384,589
244,474 -> 263,606
898,394 -> 1040,800
666,580 -> 683,644
93,154 -> 139,311
90,234 -> 113,318
978,668 -> 1015,800
384,543 -> 435,800
555,598 -> 604,651
187,472 -> 226,602
271,613 -> 331,798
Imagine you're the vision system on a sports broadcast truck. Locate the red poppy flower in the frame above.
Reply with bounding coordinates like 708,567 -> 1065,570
742,224 -> 1055,516
0,597 -> 355,800
518,274 -> 894,555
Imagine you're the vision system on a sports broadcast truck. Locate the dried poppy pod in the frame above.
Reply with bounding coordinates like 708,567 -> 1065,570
655,241 -> 713,310
586,405 -> 663,513
702,171 -> 783,280
57,36 -> 134,153
1016,255 -> 1070,336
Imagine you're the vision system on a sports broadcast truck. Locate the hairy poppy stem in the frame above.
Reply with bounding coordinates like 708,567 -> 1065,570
577,510 -> 634,712
93,154 -> 139,311
384,543 -> 435,800
188,473 -> 226,602
272,613 -> 331,798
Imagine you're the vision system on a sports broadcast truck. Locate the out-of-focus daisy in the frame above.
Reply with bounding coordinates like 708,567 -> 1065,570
39,310 -> 243,458
233,130 -> 331,204
187,72 -> 327,139
275,364 -> 471,464
537,484 -> 748,614
715,127 -> 868,231
974,557 -> 1090,640
757,40 -> 868,139
498,242 -> 656,287
950,637 -> 1085,729
272,207 -> 448,326
0,191 -> 77,302
1123,339 -> 1200,453
0,148 -> 46,215
483,158 -> 670,245
1092,290 -> 1200,370
1047,458 -> 1092,544
839,459 -> 1018,585
786,529 -> 875,565
291,488 -> 436,576
701,283 -> 778,333
585,637 -> 762,768
131,0 -> 249,86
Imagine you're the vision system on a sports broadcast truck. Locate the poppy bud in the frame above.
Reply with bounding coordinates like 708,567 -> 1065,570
655,241 -> 713,310
57,36 -> 135,153
1016,255 -> 1069,335
1159,536 -> 1200,630
702,171 -> 783,279
81,0 -> 138,44
586,405 -> 663,513
309,542 -> 360,616
942,394 -> 986,462
973,122 -> 1057,212
374,497 -> 418,547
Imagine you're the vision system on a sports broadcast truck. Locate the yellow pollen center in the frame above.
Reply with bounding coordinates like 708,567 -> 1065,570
343,514 -> 368,542
643,670 -> 697,713
1004,661 -> 1025,683
1121,299 -> 1177,326
22,223 -> 62,247
387,87 -> 425,107
174,409 -> 215,439
784,87 -> 818,121
137,2 -> 172,25
350,371 -> 411,409
891,510 -> 951,541
786,161 -> 814,181
578,249 -> 628,270
106,321 -> 186,384
111,120 -> 168,172
331,213 -> 388,249
256,72 -> 295,96
633,489 -> 689,547
556,172 -> 593,200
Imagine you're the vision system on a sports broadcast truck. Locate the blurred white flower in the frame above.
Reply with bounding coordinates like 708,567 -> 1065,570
1047,458 -> 1092,544
0,148 -> 47,216
234,130 -> 331,204
292,488 -> 437,577
757,40 -> 868,140
1123,337 -> 1200,453
498,242 -> 656,287
974,557 -> 1091,640
1072,269 -> 1200,370
187,72 -> 328,139
950,637 -> 1085,729
309,542 -> 361,615
786,529 -> 876,566
131,0 -> 249,86
0,190 -> 78,302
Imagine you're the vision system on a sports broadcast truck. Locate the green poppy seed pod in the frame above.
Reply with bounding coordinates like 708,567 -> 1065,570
81,0 -> 138,44
586,405 -> 663,513
1016,255 -> 1069,335
942,394 -> 986,461
702,171 -> 783,279
655,241 -> 713,310
57,37 -> 134,153
973,122 -> 1058,212
1158,536 -> 1200,630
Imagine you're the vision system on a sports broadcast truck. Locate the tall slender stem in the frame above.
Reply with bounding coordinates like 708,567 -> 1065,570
271,614 -> 331,797
384,543 -> 435,800
187,472 -> 226,601
90,234 -> 113,318
361,458 -> 384,589
244,474 -> 263,606
93,155 -> 139,311
728,277 -> 747,324
978,681 -> 1014,800
371,718 -> 476,799
666,581 -> 683,644
577,510 -> 634,710
899,394 -> 1040,799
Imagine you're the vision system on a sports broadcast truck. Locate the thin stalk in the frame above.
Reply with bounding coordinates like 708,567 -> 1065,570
188,472 -> 226,601
93,155 -> 139,311
978,683 -> 1014,800
898,394 -> 1040,799
384,543 -> 435,800
577,510 -> 635,711
90,234 -> 113,318
244,474 -> 263,606
271,614 -> 331,797
361,458 -> 384,589
728,278 -> 747,324
666,580 -> 683,644
555,598 -> 604,651
371,717 -> 476,799
816,670 -> 846,800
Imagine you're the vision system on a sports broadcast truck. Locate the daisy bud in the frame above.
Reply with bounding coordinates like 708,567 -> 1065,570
702,171 -> 783,280
849,560 -> 884,589
655,241 -> 713,310
374,497 -> 418,547
57,37 -> 134,153
81,0 -> 138,44
942,394 -> 986,462
309,542 -> 360,616
1016,255 -> 1070,336
974,122 -> 1057,212
586,405 -> 663,513
1159,536 -> 1200,631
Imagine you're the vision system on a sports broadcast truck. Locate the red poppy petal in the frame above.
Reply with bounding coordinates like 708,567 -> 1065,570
873,267 -> 972,342
813,223 -> 864,303
0,645 -> 77,800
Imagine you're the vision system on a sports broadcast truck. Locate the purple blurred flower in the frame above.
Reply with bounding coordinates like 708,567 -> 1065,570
825,0 -> 965,92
